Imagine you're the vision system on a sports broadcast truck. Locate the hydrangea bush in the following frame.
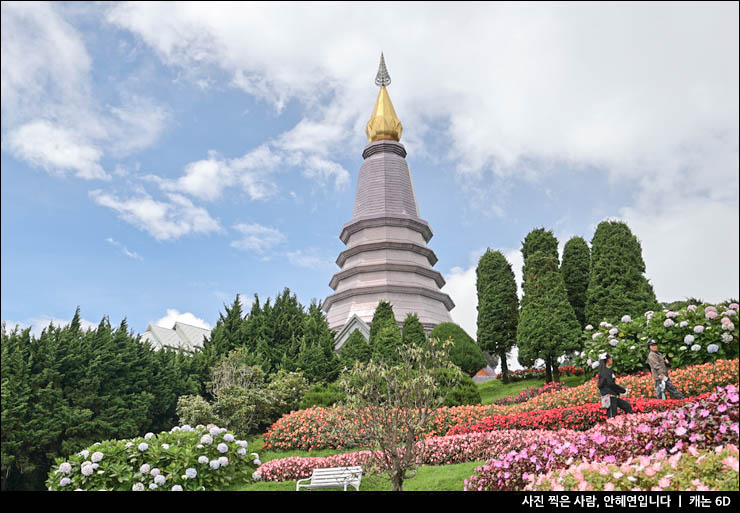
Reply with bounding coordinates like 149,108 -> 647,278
576,303 -> 738,375
46,424 -> 257,491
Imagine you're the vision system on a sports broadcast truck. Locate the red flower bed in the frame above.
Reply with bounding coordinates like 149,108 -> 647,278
450,396 -> 702,435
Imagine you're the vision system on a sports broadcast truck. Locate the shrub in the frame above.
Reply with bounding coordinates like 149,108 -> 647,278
46,424 -> 256,491
299,381 -> 346,409
575,303 -> 738,375
441,371 -> 482,407
176,395 -> 219,427
429,323 -> 486,376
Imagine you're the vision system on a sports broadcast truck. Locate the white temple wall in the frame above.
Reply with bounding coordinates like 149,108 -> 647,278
334,270 -> 440,293
346,226 -> 426,248
342,248 -> 431,269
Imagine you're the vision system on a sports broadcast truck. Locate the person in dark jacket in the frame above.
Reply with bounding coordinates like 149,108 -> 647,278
597,353 -> 633,418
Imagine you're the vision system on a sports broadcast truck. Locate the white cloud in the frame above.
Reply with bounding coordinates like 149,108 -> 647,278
230,223 -> 286,254
90,190 -> 222,241
153,309 -> 211,330
285,248 -> 336,271
105,237 -> 143,261
1,2 -> 168,179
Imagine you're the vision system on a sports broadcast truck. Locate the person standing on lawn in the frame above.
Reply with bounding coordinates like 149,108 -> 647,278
597,353 -> 633,418
647,340 -> 684,399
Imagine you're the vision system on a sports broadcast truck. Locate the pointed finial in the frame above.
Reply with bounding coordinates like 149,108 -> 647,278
374,52 -> 391,87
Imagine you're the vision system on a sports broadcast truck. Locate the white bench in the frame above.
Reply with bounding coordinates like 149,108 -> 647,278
296,466 -> 363,491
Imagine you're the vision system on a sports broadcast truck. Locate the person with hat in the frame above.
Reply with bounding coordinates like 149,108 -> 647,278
597,353 -> 633,418
647,340 -> 684,399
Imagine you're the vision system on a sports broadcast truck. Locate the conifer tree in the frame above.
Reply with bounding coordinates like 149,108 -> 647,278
401,313 -> 427,347
520,228 -> 560,309
368,300 -> 396,343
338,329 -> 372,367
517,251 -> 581,382
476,249 -> 519,383
561,236 -> 591,328
429,322 -> 487,376
585,220 -> 659,325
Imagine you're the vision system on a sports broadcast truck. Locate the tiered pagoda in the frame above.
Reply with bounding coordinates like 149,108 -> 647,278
323,54 -> 454,349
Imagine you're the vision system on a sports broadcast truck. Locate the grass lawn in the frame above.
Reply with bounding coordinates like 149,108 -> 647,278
477,374 -> 590,405
227,460 -> 484,491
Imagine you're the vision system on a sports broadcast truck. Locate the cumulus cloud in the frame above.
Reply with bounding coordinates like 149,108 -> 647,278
1,2 -> 168,179
153,309 -> 211,330
90,190 -> 222,241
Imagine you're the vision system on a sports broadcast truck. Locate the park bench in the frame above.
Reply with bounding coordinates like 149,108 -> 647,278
296,466 -> 363,491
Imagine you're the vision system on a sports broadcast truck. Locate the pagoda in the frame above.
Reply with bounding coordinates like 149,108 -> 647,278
323,54 -> 454,349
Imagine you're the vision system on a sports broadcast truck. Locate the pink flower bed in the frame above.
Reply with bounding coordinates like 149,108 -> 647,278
256,385 -> 739,485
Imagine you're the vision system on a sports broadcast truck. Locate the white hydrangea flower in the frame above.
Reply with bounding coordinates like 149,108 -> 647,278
81,464 -> 94,476
139,464 -> 151,474
679,321 -> 689,328
209,460 -> 220,470
721,333 -> 733,343
59,462 -> 72,474
138,443 -> 148,452
59,477 -> 71,487
726,309 -> 737,316
666,311 -> 679,319
707,344 -> 719,354
91,451 -> 104,463
621,315 -> 632,323
132,483 -> 145,491
125,442 -> 133,448
585,324 -> 593,331
687,305 -> 697,312
78,450 -> 90,459
252,471 -> 262,481
200,435 -> 213,445
151,468 -> 160,477
236,440 -> 248,448
684,335 -> 695,344
630,346 -> 636,350
609,340 -> 618,347
149,483 -> 158,490
591,361 -> 600,369
161,444 -> 170,450
609,328 -> 619,336
218,457 -> 229,467
209,427 -> 221,437
691,344 -> 701,352
224,434 -> 235,443
664,319 -> 675,328
170,426 -> 181,433
694,325 -> 705,334
144,432 -> 154,440
196,444 -> 204,449
198,456 -> 209,464
592,333 -> 602,340
155,475 -> 166,485
172,485 -> 183,491
218,443 -> 228,453
252,457 -> 261,466
680,346 -> 687,351
181,424 -> 192,432
237,448 -> 247,456
722,320 -> 735,331
186,468 -> 197,479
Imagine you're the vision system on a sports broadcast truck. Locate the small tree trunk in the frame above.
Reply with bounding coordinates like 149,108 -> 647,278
544,360 -> 552,383
551,357 -> 561,382
499,349 -> 509,384
390,470 -> 404,491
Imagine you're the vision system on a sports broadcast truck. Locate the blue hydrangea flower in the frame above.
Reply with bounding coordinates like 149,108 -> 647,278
707,344 -> 719,353
218,443 -> 228,453
224,434 -> 235,443
209,460 -> 220,470
185,468 -> 197,479
60,477 -> 71,487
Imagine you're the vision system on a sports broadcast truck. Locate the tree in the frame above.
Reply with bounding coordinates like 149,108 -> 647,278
368,300 -> 397,343
369,301 -> 402,363
520,228 -> 560,309
561,236 -> 591,328
585,220 -> 660,325
517,251 -> 582,382
429,322 -> 486,376
476,249 -> 519,383
339,330 -> 372,368
401,313 -> 426,348
338,339 -> 464,491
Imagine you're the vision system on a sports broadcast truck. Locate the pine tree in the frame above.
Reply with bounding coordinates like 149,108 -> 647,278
368,300 -> 396,343
517,251 -> 581,382
520,228 -> 560,309
561,236 -> 591,328
476,249 -> 519,383
585,220 -> 660,325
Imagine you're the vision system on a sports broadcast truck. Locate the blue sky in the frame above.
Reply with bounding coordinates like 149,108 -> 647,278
2,2 -> 738,340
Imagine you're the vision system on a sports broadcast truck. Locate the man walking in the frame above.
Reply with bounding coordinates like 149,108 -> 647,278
647,340 -> 684,399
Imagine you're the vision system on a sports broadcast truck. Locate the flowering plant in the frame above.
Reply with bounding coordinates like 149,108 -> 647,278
576,303 -> 738,375
492,382 -> 568,406
46,424 -> 257,491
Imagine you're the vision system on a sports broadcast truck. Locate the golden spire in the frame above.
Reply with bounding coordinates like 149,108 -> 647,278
366,53 -> 402,142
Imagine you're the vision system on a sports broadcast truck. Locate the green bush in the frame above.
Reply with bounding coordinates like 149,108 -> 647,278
429,323 -> 486,376
299,381 -> 346,409
339,329 -> 372,367
46,424 -> 256,491
440,371 -> 482,407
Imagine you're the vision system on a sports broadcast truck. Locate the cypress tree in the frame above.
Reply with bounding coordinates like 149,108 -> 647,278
585,220 -> 660,325
429,322 -> 487,376
561,236 -> 591,328
401,313 -> 427,347
368,300 -> 396,343
476,249 -> 519,383
517,251 -> 581,382
339,329 -> 372,367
